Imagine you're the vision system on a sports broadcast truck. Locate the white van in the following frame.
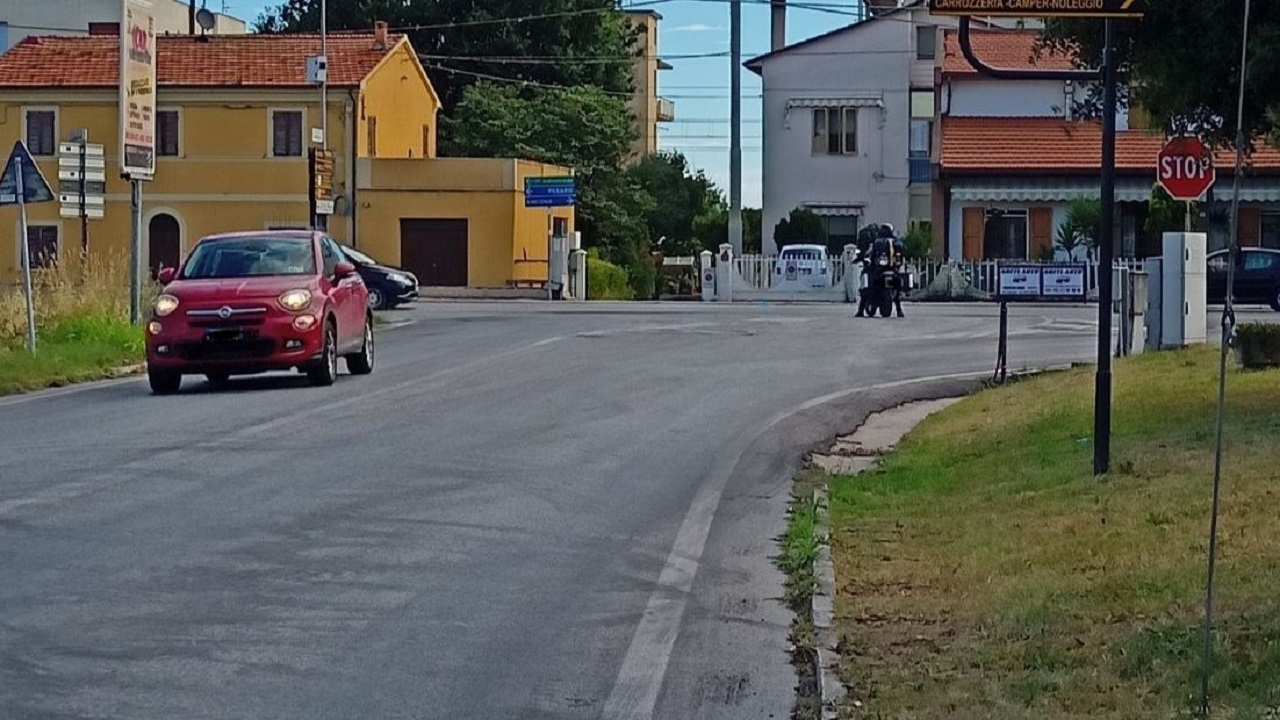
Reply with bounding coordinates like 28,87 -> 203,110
775,244 -> 833,289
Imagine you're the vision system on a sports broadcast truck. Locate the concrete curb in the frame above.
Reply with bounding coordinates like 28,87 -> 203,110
811,483 -> 844,720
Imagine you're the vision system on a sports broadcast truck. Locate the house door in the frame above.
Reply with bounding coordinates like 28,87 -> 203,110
148,213 -> 181,278
400,219 -> 468,287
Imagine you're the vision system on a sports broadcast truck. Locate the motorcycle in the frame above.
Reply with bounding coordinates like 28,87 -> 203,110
862,237 -> 908,318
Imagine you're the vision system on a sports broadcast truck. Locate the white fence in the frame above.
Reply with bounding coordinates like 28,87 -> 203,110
732,254 -> 849,291
905,258 -> 1148,298
703,249 -> 1148,303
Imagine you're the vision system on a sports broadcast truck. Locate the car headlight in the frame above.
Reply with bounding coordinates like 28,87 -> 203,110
387,272 -> 411,285
278,289 -> 312,311
153,294 -> 180,317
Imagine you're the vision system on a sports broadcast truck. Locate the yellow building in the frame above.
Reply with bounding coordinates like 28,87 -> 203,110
0,23 -> 571,288
625,10 -> 675,159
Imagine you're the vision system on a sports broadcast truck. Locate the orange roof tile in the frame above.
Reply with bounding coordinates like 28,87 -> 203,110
0,32 -> 403,89
941,29 -> 1078,77
941,117 -> 1280,174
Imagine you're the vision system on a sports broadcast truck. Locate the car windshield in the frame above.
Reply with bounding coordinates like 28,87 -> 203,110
340,245 -> 378,266
181,237 -> 316,279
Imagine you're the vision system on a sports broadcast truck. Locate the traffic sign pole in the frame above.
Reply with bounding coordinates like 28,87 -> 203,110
15,153 -> 37,353
1093,17 -> 1117,476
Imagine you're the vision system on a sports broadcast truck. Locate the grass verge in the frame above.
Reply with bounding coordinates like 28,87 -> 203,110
778,468 -> 827,720
828,347 -> 1280,719
0,314 -> 143,395
1,254 -> 148,396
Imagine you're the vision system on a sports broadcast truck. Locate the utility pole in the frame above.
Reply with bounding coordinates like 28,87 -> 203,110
770,0 -> 786,51
728,0 -> 743,256
318,0 -> 328,231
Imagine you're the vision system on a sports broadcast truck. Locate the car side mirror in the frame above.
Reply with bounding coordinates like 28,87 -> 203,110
156,267 -> 176,284
334,261 -> 357,279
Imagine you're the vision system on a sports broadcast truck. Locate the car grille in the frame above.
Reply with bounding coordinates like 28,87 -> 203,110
176,338 -> 275,361
185,306 -> 268,329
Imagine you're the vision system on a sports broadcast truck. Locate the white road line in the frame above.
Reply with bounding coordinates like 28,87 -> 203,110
600,369 -> 990,720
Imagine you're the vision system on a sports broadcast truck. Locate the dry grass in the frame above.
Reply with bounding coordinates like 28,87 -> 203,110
0,253 -> 149,393
0,251 -> 138,350
829,348 -> 1280,720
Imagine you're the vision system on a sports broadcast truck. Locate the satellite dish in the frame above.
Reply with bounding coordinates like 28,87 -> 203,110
195,8 -> 216,32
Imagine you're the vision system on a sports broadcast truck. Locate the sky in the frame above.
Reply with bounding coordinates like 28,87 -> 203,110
221,0 -> 860,208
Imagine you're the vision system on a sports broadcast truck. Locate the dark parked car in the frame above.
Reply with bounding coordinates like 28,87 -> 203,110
1207,248 -> 1280,310
339,244 -> 418,310
146,231 -> 374,394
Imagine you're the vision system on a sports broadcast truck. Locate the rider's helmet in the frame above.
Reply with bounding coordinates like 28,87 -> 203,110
878,223 -> 896,239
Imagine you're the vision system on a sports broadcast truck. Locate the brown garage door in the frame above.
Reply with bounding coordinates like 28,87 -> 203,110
400,219 -> 468,287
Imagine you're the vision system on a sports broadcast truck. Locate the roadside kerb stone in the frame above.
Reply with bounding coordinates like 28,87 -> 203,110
808,397 -> 963,719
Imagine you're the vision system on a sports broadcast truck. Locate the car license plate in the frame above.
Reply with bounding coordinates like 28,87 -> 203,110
205,328 -> 256,343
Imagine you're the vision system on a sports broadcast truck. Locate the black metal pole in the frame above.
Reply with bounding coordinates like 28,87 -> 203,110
1093,18 -> 1117,476
997,300 -> 1008,383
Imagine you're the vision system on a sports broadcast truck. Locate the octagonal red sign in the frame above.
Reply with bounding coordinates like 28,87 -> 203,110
1157,136 -> 1216,202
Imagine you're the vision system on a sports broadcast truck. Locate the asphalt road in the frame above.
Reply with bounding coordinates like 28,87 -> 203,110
0,300 -> 1264,720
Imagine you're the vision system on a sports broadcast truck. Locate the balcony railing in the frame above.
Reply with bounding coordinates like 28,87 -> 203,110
657,97 -> 675,122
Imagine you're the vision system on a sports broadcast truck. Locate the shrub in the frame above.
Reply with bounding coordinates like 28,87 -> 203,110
1235,322 -> 1280,369
586,256 -> 633,300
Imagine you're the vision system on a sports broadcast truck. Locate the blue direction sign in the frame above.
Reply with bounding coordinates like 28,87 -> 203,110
524,176 -> 576,208
0,141 -> 55,206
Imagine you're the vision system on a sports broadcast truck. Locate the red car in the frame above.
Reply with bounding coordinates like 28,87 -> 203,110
145,230 -> 375,395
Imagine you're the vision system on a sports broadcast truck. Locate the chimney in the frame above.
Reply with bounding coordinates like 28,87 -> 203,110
373,21 -> 389,49
770,0 -> 786,52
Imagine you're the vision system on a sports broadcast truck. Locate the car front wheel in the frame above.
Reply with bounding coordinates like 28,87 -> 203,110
346,315 -> 375,375
367,287 -> 387,311
306,320 -> 339,387
149,369 -> 182,395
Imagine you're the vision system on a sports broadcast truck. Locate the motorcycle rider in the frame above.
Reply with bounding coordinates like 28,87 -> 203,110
857,224 -> 907,318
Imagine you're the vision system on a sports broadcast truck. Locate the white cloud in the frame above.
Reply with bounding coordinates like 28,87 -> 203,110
670,23 -> 724,33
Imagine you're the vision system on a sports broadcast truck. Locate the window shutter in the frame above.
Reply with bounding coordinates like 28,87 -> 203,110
962,207 -> 984,260
1029,207 -> 1053,259
1238,206 -> 1261,247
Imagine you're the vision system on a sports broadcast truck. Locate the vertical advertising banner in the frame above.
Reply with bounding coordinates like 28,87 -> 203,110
120,0 -> 156,179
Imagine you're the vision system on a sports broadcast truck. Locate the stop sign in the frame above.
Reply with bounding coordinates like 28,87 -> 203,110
1157,136 -> 1216,201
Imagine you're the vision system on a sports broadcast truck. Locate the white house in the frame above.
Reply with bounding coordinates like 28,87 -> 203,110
1,0 -> 245,51
935,28 -> 1280,260
746,2 -> 960,255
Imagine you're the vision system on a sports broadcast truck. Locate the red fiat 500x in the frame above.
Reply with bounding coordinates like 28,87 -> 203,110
145,231 -> 375,395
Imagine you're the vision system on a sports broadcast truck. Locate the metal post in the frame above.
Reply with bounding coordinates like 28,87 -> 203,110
16,154 -> 37,353
1185,201 -> 1194,233
1200,1 -> 1253,714
317,0 -> 329,232
728,0 -> 743,256
996,300 -> 1008,383
79,134 -> 89,266
1093,18 -> 1117,476
130,179 -> 143,324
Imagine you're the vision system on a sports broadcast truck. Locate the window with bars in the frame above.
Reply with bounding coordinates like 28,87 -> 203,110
811,107 -> 857,155
25,225 -> 59,268
271,110 -> 303,157
157,110 -> 180,156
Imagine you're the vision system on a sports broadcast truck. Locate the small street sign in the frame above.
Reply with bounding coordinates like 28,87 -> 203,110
1157,136 -> 1216,202
0,141 -> 55,206
58,139 -> 107,221
524,176 -> 576,208
309,148 -> 335,217
929,0 -> 1142,18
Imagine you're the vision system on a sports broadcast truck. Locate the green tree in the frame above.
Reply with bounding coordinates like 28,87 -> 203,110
692,207 -> 763,254
1042,3 -> 1280,148
628,152 -> 725,257
773,208 -> 827,250
1063,196 -> 1102,259
256,0 -> 636,113
442,82 -> 650,270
